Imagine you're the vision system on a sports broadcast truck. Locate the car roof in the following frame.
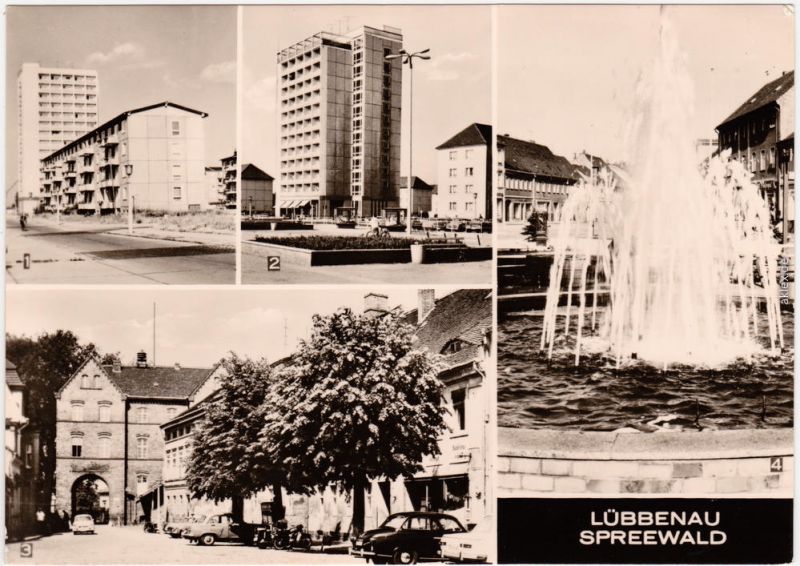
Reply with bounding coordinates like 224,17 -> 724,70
74,514 -> 93,519
388,511 -> 461,520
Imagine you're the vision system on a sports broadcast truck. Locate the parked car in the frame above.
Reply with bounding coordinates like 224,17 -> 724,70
165,515 -> 205,538
446,220 -> 467,232
72,514 -> 95,535
181,513 -> 258,546
439,521 -> 493,563
351,511 -> 466,564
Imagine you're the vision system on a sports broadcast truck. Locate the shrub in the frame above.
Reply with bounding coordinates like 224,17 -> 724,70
254,235 -> 415,250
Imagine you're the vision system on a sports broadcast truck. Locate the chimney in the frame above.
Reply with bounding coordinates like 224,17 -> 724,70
418,289 -> 435,323
174,362 -> 181,371
364,293 -> 389,318
112,360 -> 121,374
136,350 -> 148,368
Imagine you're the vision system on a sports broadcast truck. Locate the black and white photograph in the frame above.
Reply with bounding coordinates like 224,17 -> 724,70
238,5 -> 493,284
495,4 -> 794,563
5,6 -> 237,285
5,286 -> 494,564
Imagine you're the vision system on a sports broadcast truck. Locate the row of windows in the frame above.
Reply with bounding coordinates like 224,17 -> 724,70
69,434 -> 112,458
449,149 -> 475,160
733,147 -> 776,173
449,168 -> 475,178
449,184 -> 476,194
69,402 -> 178,423
448,201 -> 476,213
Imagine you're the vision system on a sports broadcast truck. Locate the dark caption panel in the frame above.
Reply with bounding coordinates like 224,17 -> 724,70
499,498 -> 793,564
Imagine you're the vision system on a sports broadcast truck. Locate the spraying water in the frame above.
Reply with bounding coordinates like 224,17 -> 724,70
540,14 -> 784,369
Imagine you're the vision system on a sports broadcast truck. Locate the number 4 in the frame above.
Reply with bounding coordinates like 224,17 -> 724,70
770,457 -> 783,472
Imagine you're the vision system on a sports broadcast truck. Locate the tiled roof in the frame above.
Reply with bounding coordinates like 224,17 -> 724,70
103,365 -> 213,399
719,71 -> 794,128
413,289 -> 492,369
6,360 -> 24,390
242,163 -> 274,181
400,176 -> 434,191
499,134 -> 577,181
436,123 -> 492,150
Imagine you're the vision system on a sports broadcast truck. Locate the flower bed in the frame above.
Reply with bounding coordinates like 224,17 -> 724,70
254,235 -> 415,250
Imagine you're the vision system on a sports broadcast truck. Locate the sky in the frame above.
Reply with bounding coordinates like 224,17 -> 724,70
5,287 -> 474,368
5,5 -> 237,191
240,4 -> 492,185
498,4 -> 795,163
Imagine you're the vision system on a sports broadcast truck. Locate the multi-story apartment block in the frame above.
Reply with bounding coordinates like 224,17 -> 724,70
716,70 -> 794,241
17,63 -> 99,213
40,102 -> 209,215
497,133 -> 578,223
204,166 -> 224,208
434,124 -> 493,220
54,352 -> 223,524
277,26 -> 402,218
221,152 -> 237,209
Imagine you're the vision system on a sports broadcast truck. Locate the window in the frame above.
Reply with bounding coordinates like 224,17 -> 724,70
761,150 -> 766,172
71,402 -> 84,421
98,403 -> 111,422
465,202 -> 474,212
173,186 -> 182,200
451,389 -> 466,431
770,147 -> 776,168
449,168 -> 457,177
449,185 -> 457,194
405,517 -> 429,530
71,435 -> 83,457
98,435 -> 111,458
449,202 -> 457,211
25,444 -> 33,468
171,121 -> 181,136
137,407 -> 147,424
137,474 -> 148,486
449,150 -> 457,161
137,437 -> 148,458
80,374 -> 90,388
93,374 -> 101,388
464,149 -> 473,159
465,184 -> 474,194
465,167 -> 474,177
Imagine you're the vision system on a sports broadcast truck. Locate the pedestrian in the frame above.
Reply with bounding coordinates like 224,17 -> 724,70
35,508 -> 46,536
61,510 -> 71,532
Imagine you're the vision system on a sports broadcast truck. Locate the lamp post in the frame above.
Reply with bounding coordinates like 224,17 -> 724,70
385,48 -> 430,235
124,163 -> 134,234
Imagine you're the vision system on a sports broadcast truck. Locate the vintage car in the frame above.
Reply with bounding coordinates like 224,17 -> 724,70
351,511 -> 467,564
439,521 -> 493,563
181,513 -> 258,546
165,515 -> 205,538
72,514 -> 95,535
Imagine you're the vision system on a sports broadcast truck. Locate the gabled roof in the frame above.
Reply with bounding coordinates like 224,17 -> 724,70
42,101 -> 208,163
242,163 -> 274,181
499,134 -> 577,181
6,360 -> 25,390
436,123 -> 492,150
718,71 -> 794,129
400,176 -> 434,191
102,364 -> 215,400
413,289 -> 492,370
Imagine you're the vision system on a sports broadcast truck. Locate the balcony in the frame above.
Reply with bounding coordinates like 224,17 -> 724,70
100,134 -> 119,147
78,202 -> 96,211
98,177 -> 120,190
64,170 -> 77,179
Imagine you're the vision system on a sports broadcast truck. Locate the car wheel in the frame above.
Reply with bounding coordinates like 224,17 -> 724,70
199,534 -> 216,546
392,548 -> 419,564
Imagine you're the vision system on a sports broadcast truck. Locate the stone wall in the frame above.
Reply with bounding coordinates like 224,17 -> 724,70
499,427 -> 793,496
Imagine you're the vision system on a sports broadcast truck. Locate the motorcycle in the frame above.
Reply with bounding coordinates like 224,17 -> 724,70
288,524 -> 311,551
257,519 -> 290,550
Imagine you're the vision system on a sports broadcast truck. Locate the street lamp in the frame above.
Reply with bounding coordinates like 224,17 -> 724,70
385,48 -> 431,235
124,163 -> 134,234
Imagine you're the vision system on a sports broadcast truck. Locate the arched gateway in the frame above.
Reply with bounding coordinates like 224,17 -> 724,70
71,474 -> 110,524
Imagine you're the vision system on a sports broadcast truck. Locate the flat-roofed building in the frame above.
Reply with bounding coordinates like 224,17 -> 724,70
277,26 -> 402,218
40,102 -> 209,215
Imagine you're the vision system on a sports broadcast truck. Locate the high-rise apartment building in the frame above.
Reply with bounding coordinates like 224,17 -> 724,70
277,25 -> 402,218
17,63 -> 99,210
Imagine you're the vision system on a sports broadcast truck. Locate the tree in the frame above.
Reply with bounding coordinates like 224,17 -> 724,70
261,308 -> 445,536
522,210 -> 548,242
6,331 -> 97,514
74,478 -> 99,513
185,354 -> 289,521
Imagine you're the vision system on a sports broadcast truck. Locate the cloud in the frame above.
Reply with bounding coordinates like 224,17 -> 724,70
86,42 -> 146,64
244,74 -> 277,113
200,61 -> 236,84
422,52 -> 479,81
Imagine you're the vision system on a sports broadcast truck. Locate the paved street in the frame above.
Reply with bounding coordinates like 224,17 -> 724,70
5,525 -> 361,564
6,217 -> 235,285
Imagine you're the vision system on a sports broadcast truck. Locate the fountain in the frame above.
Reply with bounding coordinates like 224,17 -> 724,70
540,16 -> 785,370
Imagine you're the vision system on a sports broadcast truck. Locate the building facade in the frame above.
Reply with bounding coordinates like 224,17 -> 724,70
221,152 -> 237,209
497,133 -> 578,223
54,353 -> 222,524
40,102 -> 208,215
434,124 -> 493,220
399,176 -> 433,216
242,164 -> 275,215
204,166 -> 224,208
277,26 -> 402,218
17,63 -> 99,213
716,70 -> 795,242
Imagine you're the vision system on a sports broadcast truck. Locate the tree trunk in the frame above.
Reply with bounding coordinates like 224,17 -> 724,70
352,478 -> 366,537
231,495 -> 244,522
271,482 -> 284,521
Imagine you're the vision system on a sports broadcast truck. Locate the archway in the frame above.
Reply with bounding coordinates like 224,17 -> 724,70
71,475 -> 110,524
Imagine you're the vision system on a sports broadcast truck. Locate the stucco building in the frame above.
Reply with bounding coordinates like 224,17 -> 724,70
221,152 -> 237,209
434,123 -> 493,220
716,70 -> 795,242
54,353 -> 222,524
242,164 -> 275,215
277,26 -> 402,218
17,63 -> 99,214
40,102 -> 209,215
399,176 -> 434,216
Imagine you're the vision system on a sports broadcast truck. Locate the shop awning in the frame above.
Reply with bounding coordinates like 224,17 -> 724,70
280,201 -> 297,208
410,461 -> 471,480
296,200 -> 310,207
